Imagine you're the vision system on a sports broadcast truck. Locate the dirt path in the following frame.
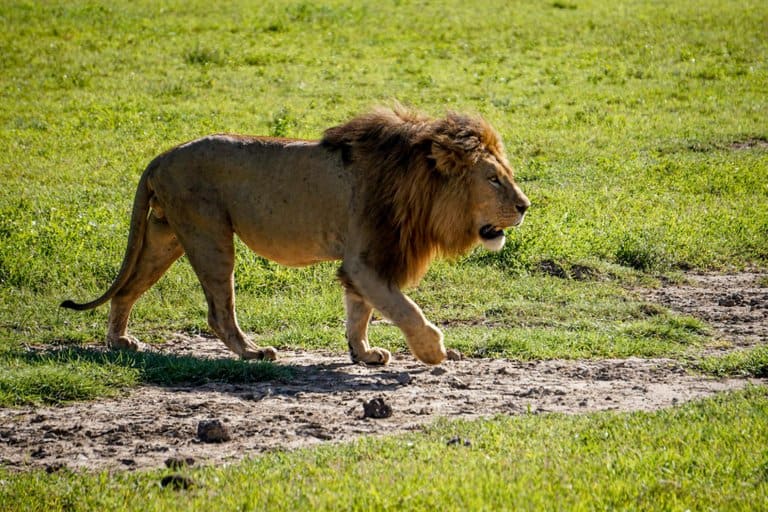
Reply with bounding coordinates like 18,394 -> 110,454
0,273 -> 765,472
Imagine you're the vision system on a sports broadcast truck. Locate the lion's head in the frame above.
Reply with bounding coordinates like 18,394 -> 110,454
323,106 -> 530,287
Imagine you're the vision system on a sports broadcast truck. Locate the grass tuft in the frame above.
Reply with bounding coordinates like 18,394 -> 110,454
696,346 -> 768,378
184,46 -> 222,66
0,348 -> 292,406
614,232 -> 672,272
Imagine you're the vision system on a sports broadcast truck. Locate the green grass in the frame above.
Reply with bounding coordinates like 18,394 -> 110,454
697,346 -> 768,378
2,387 -> 766,511
0,0 -> 767,506
0,348 -> 290,406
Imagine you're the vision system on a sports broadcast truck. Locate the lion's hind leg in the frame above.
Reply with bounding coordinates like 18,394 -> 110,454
343,287 -> 391,365
107,214 -> 184,351
177,228 -> 277,361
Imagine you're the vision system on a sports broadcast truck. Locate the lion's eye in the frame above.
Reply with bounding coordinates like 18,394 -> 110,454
489,176 -> 501,187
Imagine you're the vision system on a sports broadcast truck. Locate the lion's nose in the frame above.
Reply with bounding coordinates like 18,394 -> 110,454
516,200 -> 530,215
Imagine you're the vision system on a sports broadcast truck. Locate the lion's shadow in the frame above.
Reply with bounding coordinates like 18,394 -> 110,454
18,345 -> 422,398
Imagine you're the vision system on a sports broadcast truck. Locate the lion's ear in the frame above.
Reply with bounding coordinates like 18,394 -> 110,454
430,141 -> 469,176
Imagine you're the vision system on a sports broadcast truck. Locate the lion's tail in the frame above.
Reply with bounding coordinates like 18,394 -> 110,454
60,166 -> 154,311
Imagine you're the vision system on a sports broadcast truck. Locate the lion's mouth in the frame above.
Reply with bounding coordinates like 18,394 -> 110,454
479,224 -> 507,252
479,224 -> 504,240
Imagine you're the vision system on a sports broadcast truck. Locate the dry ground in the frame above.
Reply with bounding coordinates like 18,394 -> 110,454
0,272 -> 765,472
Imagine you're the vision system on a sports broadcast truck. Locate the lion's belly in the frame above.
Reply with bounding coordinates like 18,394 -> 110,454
236,226 -> 345,267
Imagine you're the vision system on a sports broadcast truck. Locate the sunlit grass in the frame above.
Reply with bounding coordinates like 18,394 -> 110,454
0,0 -> 766,506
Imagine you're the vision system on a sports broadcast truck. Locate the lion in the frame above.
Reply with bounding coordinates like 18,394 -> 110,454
61,106 -> 530,365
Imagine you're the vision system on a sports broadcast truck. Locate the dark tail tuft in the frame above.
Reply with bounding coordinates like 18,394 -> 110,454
60,299 -> 85,310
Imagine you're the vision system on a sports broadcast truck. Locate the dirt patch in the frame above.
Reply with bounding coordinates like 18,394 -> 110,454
640,271 -> 768,353
729,137 -> 768,151
0,272 -> 766,472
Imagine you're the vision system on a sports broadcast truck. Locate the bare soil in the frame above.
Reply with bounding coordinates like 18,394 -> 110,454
0,272 -> 765,472
642,271 -> 768,353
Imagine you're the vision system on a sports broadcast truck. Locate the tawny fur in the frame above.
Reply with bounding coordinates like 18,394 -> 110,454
62,106 -> 530,366
323,108 -> 496,286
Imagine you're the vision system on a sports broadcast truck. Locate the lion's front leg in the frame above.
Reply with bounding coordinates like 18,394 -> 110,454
340,262 -> 447,365
344,287 -> 391,365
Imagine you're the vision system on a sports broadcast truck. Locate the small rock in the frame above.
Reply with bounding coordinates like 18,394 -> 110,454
430,367 -> 448,376
718,293 -> 744,307
448,376 -> 469,389
395,373 -> 412,385
160,474 -> 196,490
197,419 -> 231,443
165,456 -> 196,469
446,348 -> 463,361
362,397 -> 393,419
45,463 -> 65,474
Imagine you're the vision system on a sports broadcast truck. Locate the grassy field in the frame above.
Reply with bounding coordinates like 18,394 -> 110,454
0,0 -> 766,508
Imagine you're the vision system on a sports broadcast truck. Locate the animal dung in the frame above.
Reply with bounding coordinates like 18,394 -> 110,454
363,397 -> 393,419
196,419 -> 231,443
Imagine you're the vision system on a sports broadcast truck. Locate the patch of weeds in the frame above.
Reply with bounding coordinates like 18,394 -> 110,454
159,82 -> 186,97
261,21 -> 288,33
13,116 -> 48,131
695,346 -> 768,378
0,348 -> 292,406
615,232 -> 671,272
269,107 -> 297,137
185,46 -> 222,66
636,303 -> 667,317
0,353 -> 138,406
620,315 -> 708,346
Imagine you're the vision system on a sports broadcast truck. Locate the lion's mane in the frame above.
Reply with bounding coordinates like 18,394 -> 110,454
322,107 -> 504,288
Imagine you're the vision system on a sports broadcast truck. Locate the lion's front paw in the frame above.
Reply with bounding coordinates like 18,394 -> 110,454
241,346 -> 278,361
406,323 -> 446,365
107,335 -> 146,352
351,347 -> 391,365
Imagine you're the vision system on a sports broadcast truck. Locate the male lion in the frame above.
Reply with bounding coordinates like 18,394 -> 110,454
62,107 -> 530,365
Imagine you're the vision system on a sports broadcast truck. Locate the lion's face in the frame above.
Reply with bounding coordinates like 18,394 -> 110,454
468,152 -> 530,251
